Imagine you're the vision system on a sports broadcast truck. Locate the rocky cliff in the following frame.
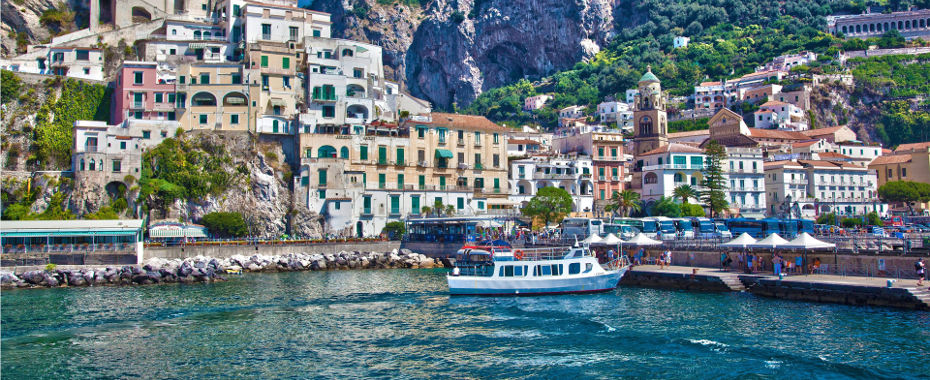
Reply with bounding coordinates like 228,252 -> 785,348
1,0 -> 87,56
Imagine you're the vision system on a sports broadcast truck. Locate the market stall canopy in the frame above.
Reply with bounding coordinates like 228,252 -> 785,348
720,233 -> 758,248
750,233 -> 790,249
477,220 -> 503,228
598,233 -> 624,245
582,234 -> 604,244
782,233 -> 836,249
626,233 -> 662,246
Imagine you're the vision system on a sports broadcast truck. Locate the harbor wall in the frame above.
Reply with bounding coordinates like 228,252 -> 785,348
145,241 -> 401,260
741,277 -> 929,310
630,249 -> 925,279
619,270 -> 734,292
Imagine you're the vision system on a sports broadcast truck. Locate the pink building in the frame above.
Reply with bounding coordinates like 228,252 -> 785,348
112,61 -> 178,124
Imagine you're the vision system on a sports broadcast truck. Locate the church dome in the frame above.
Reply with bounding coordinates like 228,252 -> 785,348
639,65 -> 660,83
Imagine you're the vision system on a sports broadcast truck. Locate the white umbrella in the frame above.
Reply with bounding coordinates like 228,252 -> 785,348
720,233 -> 758,248
598,233 -> 624,245
582,234 -> 604,244
626,233 -> 662,246
782,232 -> 835,250
750,233 -> 790,249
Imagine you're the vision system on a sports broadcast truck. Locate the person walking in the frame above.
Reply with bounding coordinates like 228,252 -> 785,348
721,252 -> 728,272
916,258 -> 925,287
773,254 -> 782,277
665,250 -> 672,268
795,255 -> 803,275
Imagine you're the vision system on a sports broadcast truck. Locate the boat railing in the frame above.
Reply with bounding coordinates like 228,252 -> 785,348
509,246 -> 578,261
604,256 -> 631,271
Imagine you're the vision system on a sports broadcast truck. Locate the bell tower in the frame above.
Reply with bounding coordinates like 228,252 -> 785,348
632,65 -> 669,157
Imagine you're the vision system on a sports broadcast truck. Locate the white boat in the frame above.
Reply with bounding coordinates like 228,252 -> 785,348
446,240 -> 629,296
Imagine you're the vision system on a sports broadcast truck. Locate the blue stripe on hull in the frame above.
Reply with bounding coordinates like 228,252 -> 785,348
449,287 -> 617,296
448,270 -> 625,296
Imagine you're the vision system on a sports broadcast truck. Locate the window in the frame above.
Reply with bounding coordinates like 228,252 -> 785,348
493,133 -> 499,144
379,173 -> 386,189
419,175 -> 426,190
353,68 -> 363,78
599,167 -> 605,179
112,160 -> 121,172
457,197 -> 464,210
231,73 -> 241,84
261,24 -> 271,39
474,153 -> 482,169
360,146 -> 368,160
397,174 -> 404,189
231,114 -> 239,124
363,196 -> 372,214
318,190 -> 326,199
120,141 -> 127,149
390,195 -> 400,214
411,196 -> 420,214
378,146 -> 387,164
261,55 -> 268,67
289,26 -> 299,41
312,29 -> 321,37
319,169 -> 327,186
417,127 -> 425,139
474,131 -> 481,145
282,57 -> 290,69
493,178 -> 500,190
199,114 -> 208,124
690,156 -> 703,167
611,148 -> 618,157
612,167 -> 618,178
200,73 -> 209,84
322,106 -> 335,118
133,71 -> 143,85
233,4 -> 240,16
598,147 -> 605,157
568,262 -> 581,275
142,130 -> 151,139
478,201 -> 485,209
457,130 -> 464,142
493,154 -> 500,167
154,93 -> 163,103
396,147 -> 405,165
438,128 -> 447,143
903,168 -> 907,177
261,75 -> 269,87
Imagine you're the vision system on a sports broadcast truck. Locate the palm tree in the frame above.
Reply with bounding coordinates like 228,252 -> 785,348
608,190 -> 642,218
673,184 -> 698,204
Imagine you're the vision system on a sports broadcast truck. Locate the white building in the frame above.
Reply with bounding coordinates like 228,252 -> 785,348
0,46 -> 104,81
596,101 -> 632,128
72,119 -> 179,188
673,36 -> 690,48
558,105 -> 586,127
523,94 -> 552,111
763,51 -> 817,71
241,1 -> 331,44
625,89 -> 639,104
509,154 -> 595,213
754,101 -> 808,131
725,147 -> 766,218
506,131 -> 553,157
637,143 -> 707,204
765,159 -> 887,218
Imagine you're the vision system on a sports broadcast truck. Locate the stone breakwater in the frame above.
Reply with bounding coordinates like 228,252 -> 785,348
1,249 -> 441,289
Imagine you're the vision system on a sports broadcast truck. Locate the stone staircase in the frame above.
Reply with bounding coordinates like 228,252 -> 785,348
718,274 -> 746,291
905,287 -> 930,309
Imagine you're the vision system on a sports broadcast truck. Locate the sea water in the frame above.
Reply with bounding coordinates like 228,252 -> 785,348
2,269 -> 929,378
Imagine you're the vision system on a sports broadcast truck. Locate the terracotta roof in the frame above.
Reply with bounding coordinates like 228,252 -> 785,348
760,100 -> 788,107
420,113 -> 508,132
763,160 -> 803,168
747,128 -> 808,140
668,129 -> 710,138
797,159 -> 858,169
870,154 -> 913,165
245,0 -> 331,16
894,141 -> 930,153
882,148 -> 893,155
508,139 -> 541,145
640,143 -> 704,156
792,140 -> 819,148
699,81 -> 721,86
755,110 -> 774,114
700,134 -> 758,148
817,152 -> 852,159
801,125 -> 849,137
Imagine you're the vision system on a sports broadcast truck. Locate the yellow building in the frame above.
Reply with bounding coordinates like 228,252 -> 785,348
296,113 -> 510,237
176,63 -> 254,132
870,146 -> 930,186
245,41 -> 302,135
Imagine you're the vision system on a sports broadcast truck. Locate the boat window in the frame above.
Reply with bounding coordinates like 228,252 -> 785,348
585,263 -> 593,273
504,266 -> 514,277
499,266 -> 504,277
514,266 -> 523,276
539,265 -> 552,276
551,264 -> 563,276
568,262 -> 581,275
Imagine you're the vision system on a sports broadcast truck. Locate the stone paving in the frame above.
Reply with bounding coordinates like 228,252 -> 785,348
631,265 -> 927,289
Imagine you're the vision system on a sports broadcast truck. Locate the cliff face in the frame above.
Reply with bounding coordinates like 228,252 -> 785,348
308,0 -> 615,109
1,0 -> 86,56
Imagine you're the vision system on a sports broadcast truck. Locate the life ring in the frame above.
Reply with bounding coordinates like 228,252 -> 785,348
514,250 -> 525,260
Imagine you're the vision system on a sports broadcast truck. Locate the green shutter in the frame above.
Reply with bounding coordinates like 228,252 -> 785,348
360,146 -> 368,160
378,146 -> 387,164
411,196 -> 420,214
396,148 -> 404,165
494,178 -> 500,190
418,175 -> 425,189
378,173 -> 385,189
439,176 -> 446,190
318,169 -> 327,186
261,55 -> 268,67
691,156 -> 704,167
457,197 -> 464,210
674,156 -> 686,166
397,174 -> 404,190
282,57 -> 290,69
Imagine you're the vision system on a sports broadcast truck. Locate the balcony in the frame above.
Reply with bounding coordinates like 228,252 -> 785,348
394,160 -> 406,167
312,95 -> 338,103
377,159 -> 389,165
474,163 -> 484,170
641,164 -> 707,171
533,172 -> 575,180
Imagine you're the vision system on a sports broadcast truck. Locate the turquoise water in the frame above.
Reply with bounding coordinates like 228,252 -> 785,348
3,269 -> 930,379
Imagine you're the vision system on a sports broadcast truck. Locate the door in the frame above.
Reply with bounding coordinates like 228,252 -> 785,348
356,221 -> 364,238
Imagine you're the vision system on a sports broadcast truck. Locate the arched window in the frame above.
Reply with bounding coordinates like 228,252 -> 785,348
341,48 -> 354,57
203,31 -> 212,40
674,173 -> 683,183
191,92 -> 217,106
80,158 -> 85,171
318,145 -> 337,158
644,172 -> 658,184
640,116 -> 653,136
98,159 -> 104,171
194,31 -> 202,40
340,146 -> 349,159
88,159 -> 96,171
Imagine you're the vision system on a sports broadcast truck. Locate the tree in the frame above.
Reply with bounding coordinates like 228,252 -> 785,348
1,70 -> 22,105
816,213 -> 836,225
865,211 -> 882,226
201,212 -> 248,238
522,187 -> 573,228
681,203 -> 705,217
381,221 -> 406,240
700,141 -> 729,217
605,190 -> 641,218
420,206 -> 432,216
878,181 -> 930,215
673,184 -> 698,204
651,196 -> 682,217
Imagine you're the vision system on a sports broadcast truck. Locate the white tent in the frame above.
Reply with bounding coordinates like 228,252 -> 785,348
582,234 -> 604,244
782,232 -> 836,250
719,233 -> 758,248
478,220 -> 503,228
598,233 -> 624,246
750,233 -> 790,249
626,233 -> 662,246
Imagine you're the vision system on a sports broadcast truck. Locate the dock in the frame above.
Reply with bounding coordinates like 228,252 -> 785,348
621,265 -> 930,310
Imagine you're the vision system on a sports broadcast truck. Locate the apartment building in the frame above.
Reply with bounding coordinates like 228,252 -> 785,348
0,46 -> 105,81
176,63 -> 253,131
766,159 -> 885,218
509,154 -> 595,214
637,143 -> 707,204
524,95 -> 552,111
112,61 -> 179,124
725,147 -> 767,218
295,113 -> 509,237
72,119 -> 179,191
754,101 -> 808,131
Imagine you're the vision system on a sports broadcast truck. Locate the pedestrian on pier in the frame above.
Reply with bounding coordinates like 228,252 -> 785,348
795,256 -> 803,275
916,258 -> 925,286
773,254 -> 782,277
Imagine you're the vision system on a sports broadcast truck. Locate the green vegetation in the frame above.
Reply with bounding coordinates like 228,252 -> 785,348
201,212 -> 249,238
138,136 -> 241,217
39,3 -> 76,33
700,141 -> 729,217
874,101 -> 930,150
2,191 -> 76,221
878,180 -> 930,215
848,53 -> 930,98
464,0 -> 859,128
865,211 -> 882,227
650,196 -> 681,218
33,79 -> 111,168
1,70 -> 22,104
84,206 -> 120,220
381,221 -> 406,240
673,184 -> 698,204
668,118 -> 709,133
522,187 -> 573,228
605,190 -> 641,218
681,203 -> 706,217
45,263 -> 57,272
816,212 -> 837,225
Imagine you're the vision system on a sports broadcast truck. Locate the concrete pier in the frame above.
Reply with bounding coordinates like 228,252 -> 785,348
622,265 -> 930,310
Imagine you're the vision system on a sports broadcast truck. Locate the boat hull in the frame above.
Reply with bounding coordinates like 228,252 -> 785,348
447,267 -> 626,296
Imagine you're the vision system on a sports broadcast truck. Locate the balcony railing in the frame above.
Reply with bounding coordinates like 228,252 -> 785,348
475,163 -> 484,170
312,95 -> 338,102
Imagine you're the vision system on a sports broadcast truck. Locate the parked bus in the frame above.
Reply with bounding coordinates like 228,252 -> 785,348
725,218 -> 780,238
561,218 -> 603,241
651,217 -> 678,240
615,218 -> 659,239
779,219 -> 815,238
690,218 -> 717,239
603,223 -> 640,240
714,221 -> 732,239
673,218 -> 695,239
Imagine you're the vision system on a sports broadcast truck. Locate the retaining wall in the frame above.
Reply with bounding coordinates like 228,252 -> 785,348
742,277 -> 928,310
620,270 -> 733,292
145,241 -> 401,260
